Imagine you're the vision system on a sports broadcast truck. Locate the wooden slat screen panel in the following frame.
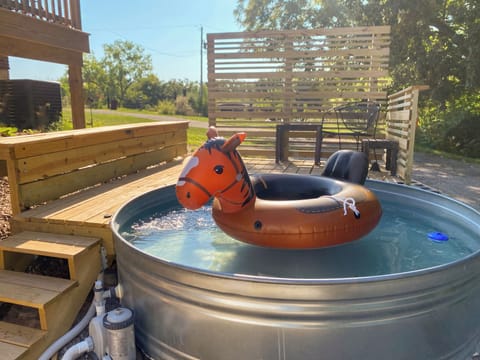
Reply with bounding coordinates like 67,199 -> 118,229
386,85 -> 429,183
207,26 -> 391,157
208,26 -> 390,122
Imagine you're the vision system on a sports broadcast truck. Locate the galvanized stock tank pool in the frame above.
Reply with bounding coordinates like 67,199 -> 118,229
112,180 -> 480,360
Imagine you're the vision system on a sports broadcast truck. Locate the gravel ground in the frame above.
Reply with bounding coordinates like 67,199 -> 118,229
412,152 -> 480,211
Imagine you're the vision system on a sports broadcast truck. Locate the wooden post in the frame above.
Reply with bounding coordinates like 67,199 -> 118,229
275,124 -> 290,163
403,87 -> 421,184
68,62 -> 86,129
0,56 -> 9,80
283,37 -> 293,123
70,0 -> 82,30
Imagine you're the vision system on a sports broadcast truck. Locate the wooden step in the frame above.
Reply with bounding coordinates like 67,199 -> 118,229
0,270 -> 77,309
0,270 -> 77,330
0,231 -> 101,280
0,341 -> 28,360
0,231 -> 101,359
0,231 -> 99,258
0,321 -> 46,360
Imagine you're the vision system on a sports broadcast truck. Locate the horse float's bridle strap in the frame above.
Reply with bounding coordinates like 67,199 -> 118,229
178,176 -> 213,199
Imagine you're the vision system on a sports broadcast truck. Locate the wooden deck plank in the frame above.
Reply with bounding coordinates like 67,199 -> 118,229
0,341 -> 27,360
0,232 -> 98,258
38,162 -> 184,225
0,270 -> 76,295
18,162 -> 182,220
0,278 -> 72,309
0,321 -> 46,348
18,161 -> 184,224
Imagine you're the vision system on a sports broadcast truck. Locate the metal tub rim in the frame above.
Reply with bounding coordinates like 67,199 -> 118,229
111,179 -> 480,286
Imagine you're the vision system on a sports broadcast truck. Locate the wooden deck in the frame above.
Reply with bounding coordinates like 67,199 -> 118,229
11,155 -> 396,259
11,160 -> 185,259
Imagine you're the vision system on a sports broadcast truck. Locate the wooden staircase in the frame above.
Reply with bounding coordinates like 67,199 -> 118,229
0,231 -> 101,360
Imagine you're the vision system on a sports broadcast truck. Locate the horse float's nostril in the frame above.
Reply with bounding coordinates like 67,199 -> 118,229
254,220 -> 262,231
186,192 -> 191,199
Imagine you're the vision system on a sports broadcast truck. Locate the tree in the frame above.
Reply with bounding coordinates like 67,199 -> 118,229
102,40 -> 153,106
82,54 -> 108,108
234,0 -> 480,157
124,74 -> 163,109
234,0 -> 480,105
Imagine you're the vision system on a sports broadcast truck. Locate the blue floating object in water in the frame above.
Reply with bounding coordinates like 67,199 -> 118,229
428,232 -> 449,242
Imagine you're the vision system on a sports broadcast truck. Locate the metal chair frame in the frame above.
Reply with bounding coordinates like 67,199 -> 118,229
332,101 -> 381,150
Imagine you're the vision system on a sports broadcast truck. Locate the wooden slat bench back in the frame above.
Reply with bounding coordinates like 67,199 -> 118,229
0,121 -> 188,259
0,121 -> 188,214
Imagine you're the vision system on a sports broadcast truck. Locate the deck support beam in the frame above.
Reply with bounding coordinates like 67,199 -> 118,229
69,62 -> 86,129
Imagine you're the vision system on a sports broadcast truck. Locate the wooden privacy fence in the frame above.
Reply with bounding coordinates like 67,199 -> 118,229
207,26 -> 426,183
386,85 -> 429,183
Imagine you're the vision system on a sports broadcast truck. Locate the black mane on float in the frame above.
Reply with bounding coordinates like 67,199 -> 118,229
203,137 -> 226,154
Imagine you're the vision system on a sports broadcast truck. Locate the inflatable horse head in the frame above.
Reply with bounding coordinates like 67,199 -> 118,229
176,130 -> 255,214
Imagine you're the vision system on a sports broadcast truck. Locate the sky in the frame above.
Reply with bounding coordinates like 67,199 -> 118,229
9,0 -> 243,83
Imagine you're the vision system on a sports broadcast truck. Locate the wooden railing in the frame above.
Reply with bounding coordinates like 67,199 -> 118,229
0,0 -> 82,29
386,85 -> 429,183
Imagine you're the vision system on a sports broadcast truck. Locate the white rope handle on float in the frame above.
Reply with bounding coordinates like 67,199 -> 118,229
330,196 -> 361,218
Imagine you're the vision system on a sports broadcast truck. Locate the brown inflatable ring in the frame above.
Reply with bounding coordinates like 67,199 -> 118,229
212,173 -> 382,249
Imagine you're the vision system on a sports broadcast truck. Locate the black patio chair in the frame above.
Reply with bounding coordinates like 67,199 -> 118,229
333,101 -> 381,150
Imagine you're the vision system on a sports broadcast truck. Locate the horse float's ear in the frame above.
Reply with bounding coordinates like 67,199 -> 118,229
221,132 -> 246,153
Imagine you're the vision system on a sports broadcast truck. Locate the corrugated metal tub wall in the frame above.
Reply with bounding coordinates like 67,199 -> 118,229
112,180 -> 480,360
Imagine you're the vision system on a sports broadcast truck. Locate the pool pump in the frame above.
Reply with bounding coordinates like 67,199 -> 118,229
88,281 -> 136,359
102,307 -> 136,359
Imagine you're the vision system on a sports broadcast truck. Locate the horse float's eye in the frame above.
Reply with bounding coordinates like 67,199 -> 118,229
214,165 -> 224,174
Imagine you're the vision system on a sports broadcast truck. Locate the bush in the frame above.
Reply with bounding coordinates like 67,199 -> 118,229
417,92 -> 480,158
188,84 -> 208,116
175,96 -> 191,115
157,100 -> 176,115
443,113 -> 480,157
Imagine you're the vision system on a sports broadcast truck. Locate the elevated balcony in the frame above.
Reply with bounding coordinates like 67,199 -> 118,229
0,0 -> 89,128
0,0 -> 89,64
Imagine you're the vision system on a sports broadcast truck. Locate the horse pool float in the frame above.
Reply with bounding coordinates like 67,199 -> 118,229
175,131 -> 382,248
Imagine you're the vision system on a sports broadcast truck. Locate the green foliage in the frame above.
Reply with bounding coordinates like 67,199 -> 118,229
157,100 -> 176,115
102,40 -> 153,106
235,0 -> 480,103
83,54 -> 108,108
68,44 -> 207,116
175,96 -> 191,115
417,92 -> 480,158
0,127 -> 18,136
235,0 -> 480,157
124,74 -> 163,109
188,83 -> 208,116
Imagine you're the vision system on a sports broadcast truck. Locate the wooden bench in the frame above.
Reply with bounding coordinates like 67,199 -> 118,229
0,121 -> 189,260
